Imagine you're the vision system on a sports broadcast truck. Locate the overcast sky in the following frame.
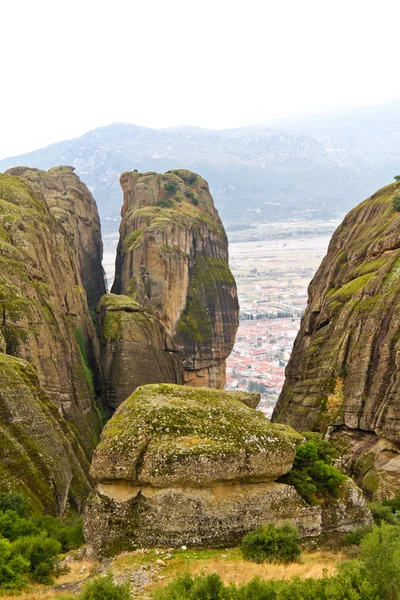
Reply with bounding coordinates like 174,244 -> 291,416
1,0 -> 400,159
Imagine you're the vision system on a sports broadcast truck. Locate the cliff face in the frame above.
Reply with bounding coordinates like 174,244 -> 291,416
0,170 -> 104,512
112,170 -> 239,389
272,180 -> 400,498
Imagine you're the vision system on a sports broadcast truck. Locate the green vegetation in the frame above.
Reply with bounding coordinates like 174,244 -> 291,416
241,524 -> 301,564
278,433 -> 346,505
248,380 -> 266,393
164,181 -> 179,195
392,193 -> 400,211
153,523 -> 400,599
67,573 -> 131,600
394,175 -> 400,181
0,493 -> 84,591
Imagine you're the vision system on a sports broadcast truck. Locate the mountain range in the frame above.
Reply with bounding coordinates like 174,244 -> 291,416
1,100 -> 400,233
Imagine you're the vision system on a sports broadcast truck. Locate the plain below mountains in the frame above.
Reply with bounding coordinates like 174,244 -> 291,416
1,100 -> 400,233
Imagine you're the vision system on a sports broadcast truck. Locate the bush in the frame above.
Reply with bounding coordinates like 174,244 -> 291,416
382,496 -> 400,512
392,194 -> 400,211
164,181 -> 179,195
394,175 -> 400,181
368,502 -> 400,525
31,515 -> 84,552
0,538 -> 29,591
344,525 -> 373,546
153,198 -> 174,209
0,493 -> 27,517
278,432 -> 346,505
78,573 -> 131,600
241,523 -> 301,564
12,535 -> 61,584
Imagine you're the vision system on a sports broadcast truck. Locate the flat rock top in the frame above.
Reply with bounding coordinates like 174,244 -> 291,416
90,384 -> 302,486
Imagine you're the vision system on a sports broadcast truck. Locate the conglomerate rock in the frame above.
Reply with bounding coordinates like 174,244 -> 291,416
0,170 -> 104,512
272,180 -> 400,499
84,384 -> 371,556
97,294 -> 182,410
111,170 -> 239,389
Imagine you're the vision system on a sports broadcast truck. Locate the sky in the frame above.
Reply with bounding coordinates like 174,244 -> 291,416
1,0 -> 400,159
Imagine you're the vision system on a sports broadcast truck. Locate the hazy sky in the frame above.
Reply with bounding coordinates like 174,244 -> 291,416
1,0 -> 400,159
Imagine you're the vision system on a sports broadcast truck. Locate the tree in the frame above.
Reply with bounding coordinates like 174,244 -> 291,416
394,175 -> 400,181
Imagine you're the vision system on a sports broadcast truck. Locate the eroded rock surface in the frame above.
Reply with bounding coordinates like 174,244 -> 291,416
112,170 -> 239,389
85,384 -> 370,556
272,180 -> 400,499
0,170 -> 104,512
97,294 -> 182,409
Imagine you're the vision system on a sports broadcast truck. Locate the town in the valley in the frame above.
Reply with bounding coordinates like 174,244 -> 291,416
225,229 -> 334,417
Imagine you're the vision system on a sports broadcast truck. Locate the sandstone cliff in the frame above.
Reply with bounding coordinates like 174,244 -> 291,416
111,170 -> 239,389
273,180 -> 400,498
84,384 -> 371,557
0,170 -> 104,512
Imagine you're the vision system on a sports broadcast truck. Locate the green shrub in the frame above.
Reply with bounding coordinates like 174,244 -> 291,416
78,573 -> 131,600
368,502 -> 400,525
344,525 -> 373,546
164,181 -> 179,195
31,515 -> 84,552
241,523 -> 301,564
0,510 -> 39,541
278,432 -> 346,505
382,496 -> 400,512
12,535 -> 61,584
394,175 -> 400,182
359,523 -> 400,600
392,194 -> 400,211
0,493 -> 27,517
0,538 -> 29,591
153,198 -> 174,209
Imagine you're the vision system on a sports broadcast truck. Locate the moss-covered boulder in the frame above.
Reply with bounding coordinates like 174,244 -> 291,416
98,294 -> 182,409
85,384 -> 371,556
90,384 -> 302,485
111,170 -> 239,389
272,179 -> 400,499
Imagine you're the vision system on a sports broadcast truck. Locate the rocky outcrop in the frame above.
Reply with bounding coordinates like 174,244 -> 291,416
111,170 -> 239,389
272,180 -> 400,499
0,170 -> 104,512
97,294 -> 182,410
6,166 -> 106,312
84,384 -> 371,556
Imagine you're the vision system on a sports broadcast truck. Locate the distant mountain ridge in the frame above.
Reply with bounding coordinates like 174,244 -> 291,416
1,101 -> 400,232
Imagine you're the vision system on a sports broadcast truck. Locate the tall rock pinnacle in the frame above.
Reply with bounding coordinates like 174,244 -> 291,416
111,169 -> 239,389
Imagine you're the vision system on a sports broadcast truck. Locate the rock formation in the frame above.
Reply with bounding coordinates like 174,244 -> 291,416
272,180 -> 400,499
0,169 -> 105,513
111,170 -> 239,389
84,384 -> 371,557
97,294 -> 182,410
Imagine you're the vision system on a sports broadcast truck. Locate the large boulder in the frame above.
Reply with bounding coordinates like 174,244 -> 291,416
85,384 -> 371,556
111,170 -> 239,389
97,294 -> 182,410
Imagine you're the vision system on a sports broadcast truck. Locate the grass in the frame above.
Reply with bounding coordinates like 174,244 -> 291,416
0,547 -> 343,599
113,547 -> 343,597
